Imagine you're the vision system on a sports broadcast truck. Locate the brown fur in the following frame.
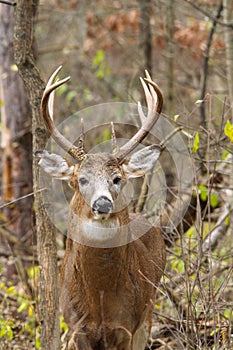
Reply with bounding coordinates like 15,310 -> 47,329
39,67 -> 166,349
59,154 -> 166,350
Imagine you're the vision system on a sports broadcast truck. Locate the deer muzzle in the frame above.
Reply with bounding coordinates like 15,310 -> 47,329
92,196 -> 113,215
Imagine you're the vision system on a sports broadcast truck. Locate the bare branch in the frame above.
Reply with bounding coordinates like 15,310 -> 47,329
0,0 -> 16,6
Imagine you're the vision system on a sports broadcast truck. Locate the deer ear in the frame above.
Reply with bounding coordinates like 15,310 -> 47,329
122,145 -> 161,179
36,150 -> 75,180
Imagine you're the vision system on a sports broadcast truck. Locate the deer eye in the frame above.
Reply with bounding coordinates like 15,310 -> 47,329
113,176 -> 122,185
78,177 -> 89,186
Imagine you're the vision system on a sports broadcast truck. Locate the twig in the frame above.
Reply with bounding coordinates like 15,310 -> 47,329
0,226 -> 36,296
0,225 -> 22,245
0,289 -> 18,303
0,0 -> 16,5
0,226 -> 35,297
183,0 -> 233,28
155,338 -> 174,350
0,226 -> 36,253
10,244 -> 34,297
163,285 -> 188,318
0,188 -> 46,209
38,44 -> 80,55
159,126 -> 183,150
202,204 -> 231,252
0,249 -> 37,261
135,126 -> 183,214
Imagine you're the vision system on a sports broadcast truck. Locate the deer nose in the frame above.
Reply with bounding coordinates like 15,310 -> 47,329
92,196 -> 113,214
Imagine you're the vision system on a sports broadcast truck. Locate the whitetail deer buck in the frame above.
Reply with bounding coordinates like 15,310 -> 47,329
37,66 -> 166,350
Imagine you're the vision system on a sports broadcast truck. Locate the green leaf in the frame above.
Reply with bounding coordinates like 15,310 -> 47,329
172,259 -> 184,274
224,120 -> 233,143
210,327 -> 221,336
102,128 -> 111,142
205,21 -> 212,31
221,149 -> 229,160
17,300 -> 29,313
10,64 -> 18,72
93,50 -> 105,68
173,114 -> 180,121
210,192 -> 218,208
92,50 -> 111,80
83,87 -> 93,102
186,226 -> 195,238
36,337 -> 41,349
198,184 -> 208,201
96,69 -> 105,79
27,266 -> 39,279
6,286 -> 15,295
60,316 -> 68,333
0,323 -> 14,340
195,99 -> 204,105
225,216 -> 230,226
66,90 -> 77,101
223,307 -> 233,319
192,132 -> 199,153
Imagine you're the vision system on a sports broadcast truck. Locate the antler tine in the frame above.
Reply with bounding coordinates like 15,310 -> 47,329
41,66 -> 86,161
144,77 -> 163,114
42,67 -> 71,127
116,72 -> 163,162
145,70 -> 158,108
77,118 -> 85,157
111,121 -> 119,154
137,101 -> 146,124
139,77 -> 153,112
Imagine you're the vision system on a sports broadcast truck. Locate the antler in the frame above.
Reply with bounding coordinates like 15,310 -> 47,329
116,70 -> 163,162
41,66 -> 86,161
41,67 -> 162,162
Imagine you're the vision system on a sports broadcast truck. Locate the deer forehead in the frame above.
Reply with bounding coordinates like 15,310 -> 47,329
75,153 -> 124,178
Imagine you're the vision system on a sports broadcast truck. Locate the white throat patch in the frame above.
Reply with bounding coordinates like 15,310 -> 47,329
81,218 -> 120,242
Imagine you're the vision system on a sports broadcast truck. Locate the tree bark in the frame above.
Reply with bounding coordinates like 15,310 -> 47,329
223,0 -> 233,243
199,1 -> 223,129
0,3 -> 33,241
165,0 -> 175,117
223,0 -> 233,104
138,0 -> 152,74
13,1 -> 60,349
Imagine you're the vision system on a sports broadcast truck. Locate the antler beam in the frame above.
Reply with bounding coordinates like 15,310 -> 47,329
41,67 -> 162,163
41,66 -> 86,161
116,70 -> 163,162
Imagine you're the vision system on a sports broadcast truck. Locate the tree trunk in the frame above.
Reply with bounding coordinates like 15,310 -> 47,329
13,1 -> 60,349
0,3 -> 33,241
138,0 -> 152,74
223,0 -> 233,244
165,0 -> 175,117
223,0 -> 233,104
199,1 -> 223,129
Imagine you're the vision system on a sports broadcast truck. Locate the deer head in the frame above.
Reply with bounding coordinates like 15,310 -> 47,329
37,66 -> 163,245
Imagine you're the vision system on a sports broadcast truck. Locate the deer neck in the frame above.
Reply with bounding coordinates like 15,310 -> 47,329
65,197 -> 131,295
68,192 -> 131,246
75,243 -> 129,278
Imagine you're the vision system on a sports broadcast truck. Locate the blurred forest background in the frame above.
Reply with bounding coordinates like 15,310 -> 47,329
0,0 -> 233,349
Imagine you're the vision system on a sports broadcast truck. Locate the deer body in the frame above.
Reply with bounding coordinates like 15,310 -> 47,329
57,155 -> 165,349
38,67 -> 166,349
60,228 -> 165,349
